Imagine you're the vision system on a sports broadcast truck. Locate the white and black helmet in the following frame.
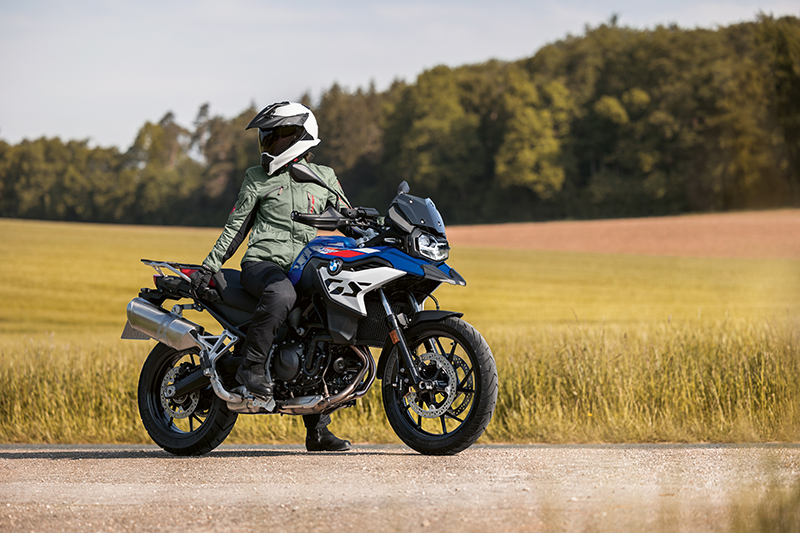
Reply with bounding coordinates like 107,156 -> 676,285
246,101 -> 321,175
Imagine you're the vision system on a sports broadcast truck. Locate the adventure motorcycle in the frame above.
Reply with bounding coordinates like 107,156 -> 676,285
122,163 -> 498,456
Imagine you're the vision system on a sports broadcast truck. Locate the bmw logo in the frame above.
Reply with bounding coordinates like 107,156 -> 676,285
327,258 -> 343,274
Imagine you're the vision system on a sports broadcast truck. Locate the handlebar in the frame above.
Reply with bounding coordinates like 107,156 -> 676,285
291,205 -> 381,231
340,207 -> 381,219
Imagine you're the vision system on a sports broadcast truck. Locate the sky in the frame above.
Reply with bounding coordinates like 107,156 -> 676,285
1,0 -> 798,151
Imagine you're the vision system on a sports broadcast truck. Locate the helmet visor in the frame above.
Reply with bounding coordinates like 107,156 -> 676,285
259,126 -> 302,156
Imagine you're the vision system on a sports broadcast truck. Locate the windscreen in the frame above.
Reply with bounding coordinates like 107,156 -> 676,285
391,194 -> 446,237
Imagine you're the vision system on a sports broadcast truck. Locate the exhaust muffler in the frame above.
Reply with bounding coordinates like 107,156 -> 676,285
123,297 -> 202,351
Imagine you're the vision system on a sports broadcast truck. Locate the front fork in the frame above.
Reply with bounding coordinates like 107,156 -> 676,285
378,289 -> 435,393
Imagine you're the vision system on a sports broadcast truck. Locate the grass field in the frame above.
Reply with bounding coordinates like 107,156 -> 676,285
0,217 -> 798,445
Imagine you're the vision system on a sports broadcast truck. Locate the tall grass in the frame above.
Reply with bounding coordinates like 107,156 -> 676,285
0,338 -> 150,443
0,218 -> 798,444
488,319 -> 800,443
1,319 -> 797,444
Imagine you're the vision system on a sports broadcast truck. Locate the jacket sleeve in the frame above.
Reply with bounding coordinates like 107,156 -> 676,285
202,179 -> 259,273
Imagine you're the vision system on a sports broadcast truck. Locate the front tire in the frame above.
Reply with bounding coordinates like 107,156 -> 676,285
381,317 -> 498,455
138,343 -> 238,456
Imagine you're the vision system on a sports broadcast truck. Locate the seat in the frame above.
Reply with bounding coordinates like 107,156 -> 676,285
212,269 -> 258,313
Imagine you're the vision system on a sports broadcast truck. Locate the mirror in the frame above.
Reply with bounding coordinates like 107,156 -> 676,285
289,163 -> 325,187
397,181 -> 410,195
289,163 -> 344,209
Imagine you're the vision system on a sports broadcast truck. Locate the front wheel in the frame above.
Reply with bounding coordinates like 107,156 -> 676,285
138,343 -> 238,456
381,317 -> 498,455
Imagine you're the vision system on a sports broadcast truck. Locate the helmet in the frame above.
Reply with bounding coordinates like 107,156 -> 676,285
246,101 -> 321,175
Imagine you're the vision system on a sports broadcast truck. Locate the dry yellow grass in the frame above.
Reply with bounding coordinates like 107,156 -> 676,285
0,217 -> 798,444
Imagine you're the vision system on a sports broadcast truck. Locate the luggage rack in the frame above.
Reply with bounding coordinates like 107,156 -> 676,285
141,259 -> 202,282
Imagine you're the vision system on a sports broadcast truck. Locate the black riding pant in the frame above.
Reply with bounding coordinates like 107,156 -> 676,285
240,261 -> 295,365
240,260 -> 330,431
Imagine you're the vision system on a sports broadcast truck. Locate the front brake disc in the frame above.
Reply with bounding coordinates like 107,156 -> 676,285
447,354 -> 473,417
406,352 -> 458,419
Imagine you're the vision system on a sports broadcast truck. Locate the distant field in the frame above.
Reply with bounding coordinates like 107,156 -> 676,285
446,209 -> 800,259
0,213 -> 798,445
1,211 -> 798,337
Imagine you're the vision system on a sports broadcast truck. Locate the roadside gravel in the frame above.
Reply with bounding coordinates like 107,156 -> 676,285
1,444 -> 799,532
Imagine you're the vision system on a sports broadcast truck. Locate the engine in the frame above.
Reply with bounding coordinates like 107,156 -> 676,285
270,336 -> 364,400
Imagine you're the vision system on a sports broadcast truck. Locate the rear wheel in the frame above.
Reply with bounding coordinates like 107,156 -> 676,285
138,343 -> 237,456
381,317 -> 498,455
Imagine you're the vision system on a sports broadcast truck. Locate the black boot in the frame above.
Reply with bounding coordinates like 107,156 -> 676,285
306,427 -> 351,452
236,359 -> 273,399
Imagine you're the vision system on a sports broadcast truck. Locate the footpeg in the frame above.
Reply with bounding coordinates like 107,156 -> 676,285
230,386 -> 276,413
252,395 -> 276,412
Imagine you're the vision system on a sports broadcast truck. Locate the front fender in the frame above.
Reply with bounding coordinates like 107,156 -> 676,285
376,310 -> 463,379
407,309 -> 463,328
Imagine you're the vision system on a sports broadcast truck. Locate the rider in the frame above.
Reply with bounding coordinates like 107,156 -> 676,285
190,101 -> 351,452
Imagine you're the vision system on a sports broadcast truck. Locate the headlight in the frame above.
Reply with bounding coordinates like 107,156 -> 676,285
416,233 -> 449,261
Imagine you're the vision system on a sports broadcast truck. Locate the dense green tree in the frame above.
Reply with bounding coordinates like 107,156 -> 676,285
378,66 -> 487,222
311,83 -> 386,212
124,112 -> 203,224
0,137 -> 132,222
1,16 -> 798,226
494,67 -> 572,199
758,15 -> 800,189
189,104 -> 260,225
313,83 -> 383,173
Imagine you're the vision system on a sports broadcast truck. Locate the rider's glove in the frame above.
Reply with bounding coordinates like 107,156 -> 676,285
190,265 -> 216,299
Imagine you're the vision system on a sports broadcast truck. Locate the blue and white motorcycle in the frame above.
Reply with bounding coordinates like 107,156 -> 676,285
123,164 -> 498,456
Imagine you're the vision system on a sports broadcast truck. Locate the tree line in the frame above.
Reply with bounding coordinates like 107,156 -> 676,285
1,15 -> 798,227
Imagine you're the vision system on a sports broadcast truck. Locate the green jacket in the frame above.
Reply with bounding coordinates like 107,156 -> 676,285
203,163 -> 350,273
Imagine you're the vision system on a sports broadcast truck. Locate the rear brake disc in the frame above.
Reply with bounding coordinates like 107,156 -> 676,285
160,367 -> 199,419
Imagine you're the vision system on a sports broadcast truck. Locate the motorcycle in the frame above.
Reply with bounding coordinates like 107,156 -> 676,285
122,163 -> 498,456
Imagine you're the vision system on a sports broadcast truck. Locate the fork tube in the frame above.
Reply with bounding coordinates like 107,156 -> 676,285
378,289 -> 422,386
408,294 -> 438,354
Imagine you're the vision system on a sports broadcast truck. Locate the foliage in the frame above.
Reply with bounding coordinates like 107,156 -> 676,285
1,16 -> 799,225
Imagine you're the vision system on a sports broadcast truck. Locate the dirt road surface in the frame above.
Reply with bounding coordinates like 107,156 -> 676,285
1,444 -> 798,532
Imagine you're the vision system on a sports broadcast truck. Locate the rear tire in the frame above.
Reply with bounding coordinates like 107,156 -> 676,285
381,317 -> 498,455
138,343 -> 237,456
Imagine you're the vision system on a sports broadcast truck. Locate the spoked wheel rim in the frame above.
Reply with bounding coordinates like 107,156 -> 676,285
391,332 -> 478,438
146,349 -> 214,436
